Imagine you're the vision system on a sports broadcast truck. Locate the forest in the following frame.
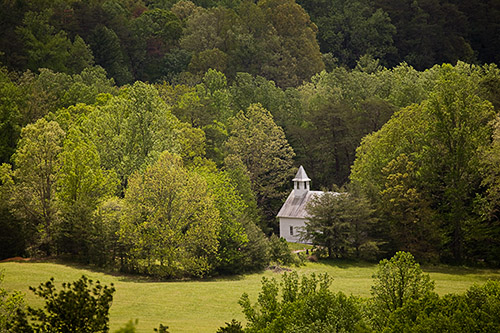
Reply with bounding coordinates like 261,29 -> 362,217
1,0 -> 500,281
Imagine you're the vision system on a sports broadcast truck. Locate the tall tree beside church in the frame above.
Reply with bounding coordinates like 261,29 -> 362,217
351,64 -> 497,264
305,187 -> 376,259
225,103 -> 295,230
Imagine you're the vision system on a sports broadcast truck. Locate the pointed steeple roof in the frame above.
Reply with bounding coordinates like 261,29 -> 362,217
293,165 -> 311,182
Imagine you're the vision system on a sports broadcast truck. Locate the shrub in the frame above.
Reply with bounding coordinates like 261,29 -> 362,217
268,235 -> 302,267
238,271 -> 365,332
11,275 -> 115,332
0,272 -> 25,332
369,251 -> 435,329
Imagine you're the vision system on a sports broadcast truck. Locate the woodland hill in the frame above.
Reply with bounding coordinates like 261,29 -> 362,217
1,0 -> 500,274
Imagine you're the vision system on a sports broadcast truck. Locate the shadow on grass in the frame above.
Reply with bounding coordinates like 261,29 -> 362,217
311,258 -> 377,269
421,264 -> 500,281
32,258 -> 254,284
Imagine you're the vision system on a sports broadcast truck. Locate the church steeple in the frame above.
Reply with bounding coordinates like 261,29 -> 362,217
293,166 -> 311,196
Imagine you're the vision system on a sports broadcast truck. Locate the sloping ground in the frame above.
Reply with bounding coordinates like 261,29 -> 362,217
1,261 -> 499,332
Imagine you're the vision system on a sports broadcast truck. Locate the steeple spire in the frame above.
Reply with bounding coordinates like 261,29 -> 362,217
293,166 -> 310,196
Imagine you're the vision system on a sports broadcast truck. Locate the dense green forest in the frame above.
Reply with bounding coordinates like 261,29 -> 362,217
1,0 -> 500,276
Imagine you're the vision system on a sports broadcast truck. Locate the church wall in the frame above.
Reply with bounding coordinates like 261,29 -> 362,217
279,217 -> 307,243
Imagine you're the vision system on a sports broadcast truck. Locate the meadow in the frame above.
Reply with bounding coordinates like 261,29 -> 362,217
1,260 -> 500,332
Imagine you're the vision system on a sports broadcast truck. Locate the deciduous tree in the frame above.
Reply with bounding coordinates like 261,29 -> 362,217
225,103 -> 295,228
120,151 -> 220,278
370,251 -> 435,329
11,118 -> 65,255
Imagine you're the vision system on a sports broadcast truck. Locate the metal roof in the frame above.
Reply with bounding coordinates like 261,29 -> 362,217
277,190 -> 325,218
292,165 -> 311,182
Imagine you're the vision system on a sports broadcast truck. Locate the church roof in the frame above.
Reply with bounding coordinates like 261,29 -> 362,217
277,190 -> 325,219
292,165 -> 311,182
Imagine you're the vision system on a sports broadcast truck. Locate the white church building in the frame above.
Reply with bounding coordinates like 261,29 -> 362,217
277,166 -> 325,243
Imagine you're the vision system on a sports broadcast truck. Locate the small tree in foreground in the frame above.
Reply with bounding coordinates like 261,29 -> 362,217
370,251 -> 435,329
12,275 -> 115,332
238,271 -> 365,332
0,272 -> 25,332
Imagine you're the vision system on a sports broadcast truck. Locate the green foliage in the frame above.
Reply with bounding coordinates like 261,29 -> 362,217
268,235 -> 301,267
120,151 -> 220,278
256,0 -> 324,87
0,163 -> 25,259
300,0 -> 396,67
478,118 -> 500,265
1,0 -> 500,83
17,66 -> 116,126
12,275 -> 115,333
225,103 -> 295,229
130,8 -> 183,82
195,164 -> 249,274
2,0 -> 500,277
305,187 -> 377,259
55,128 -> 118,257
289,66 -> 397,187
374,0 -> 475,69
238,271 -> 365,332
1,66 -> 115,165
0,67 -> 23,164
16,10 -> 73,73
88,25 -> 132,85
11,118 -> 65,256
425,65 -> 496,263
231,214 -> 270,272
90,197 -> 125,267
179,0 -> 324,87
0,271 -> 25,332
83,82 -> 181,193
351,63 -> 498,264
229,72 -> 289,128
379,154 -> 440,262
382,280 -> 500,332
217,319 -> 244,333
370,251 -> 435,329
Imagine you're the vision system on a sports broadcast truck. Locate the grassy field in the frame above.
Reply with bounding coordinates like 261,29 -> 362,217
1,260 -> 500,332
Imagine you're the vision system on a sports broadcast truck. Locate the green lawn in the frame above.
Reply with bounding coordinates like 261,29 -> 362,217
286,242 -> 314,252
1,260 -> 500,332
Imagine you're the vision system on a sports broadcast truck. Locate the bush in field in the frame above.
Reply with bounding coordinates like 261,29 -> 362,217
369,251 -> 435,329
384,280 -> 500,332
238,271 -> 365,332
268,235 -> 302,267
0,272 -> 25,332
11,275 -> 115,332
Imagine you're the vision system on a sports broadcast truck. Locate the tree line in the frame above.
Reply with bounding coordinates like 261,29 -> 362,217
296,62 -> 500,267
2,0 -> 499,86
2,62 -> 500,271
